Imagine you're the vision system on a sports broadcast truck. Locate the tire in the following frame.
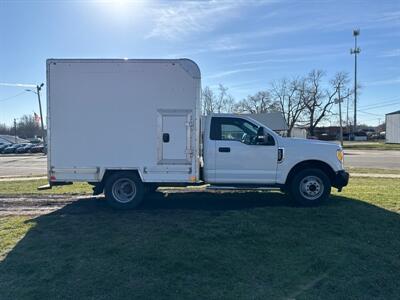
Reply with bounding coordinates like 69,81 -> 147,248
104,172 -> 145,209
289,168 -> 331,206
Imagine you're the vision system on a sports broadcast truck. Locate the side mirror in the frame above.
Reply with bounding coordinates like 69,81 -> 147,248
255,127 -> 276,146
256,127 -> 265,143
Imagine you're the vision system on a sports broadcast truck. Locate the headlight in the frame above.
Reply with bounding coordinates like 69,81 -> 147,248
336,149 -> 344,162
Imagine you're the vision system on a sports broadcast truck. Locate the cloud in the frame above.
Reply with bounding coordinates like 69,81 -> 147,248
146,0 -> 276,40
366,77 -> 400,86
228,43 -> 349,59
0,82 -> 36,88
380,49 -> 400,58
376,11 -> 400,23
146,1 -> 240,40
166,36 -> 246,58
207,66 -> 264,79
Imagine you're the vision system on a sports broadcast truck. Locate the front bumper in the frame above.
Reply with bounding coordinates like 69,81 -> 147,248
332,170 -> 349,191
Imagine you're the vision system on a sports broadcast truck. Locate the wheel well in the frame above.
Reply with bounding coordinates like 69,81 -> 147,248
102,169 -> 142,183
94,169 -> 142,191
285,160 -> 335,186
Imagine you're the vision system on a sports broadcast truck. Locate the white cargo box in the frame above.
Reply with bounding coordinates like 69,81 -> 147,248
47,59 -> 201,183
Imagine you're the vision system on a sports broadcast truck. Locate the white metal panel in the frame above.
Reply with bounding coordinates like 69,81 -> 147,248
386,114 -> 400,144
47,59 -> 201,183
214,140 -> 278,184
157,109 -> 193,164
163,115 -> 187,160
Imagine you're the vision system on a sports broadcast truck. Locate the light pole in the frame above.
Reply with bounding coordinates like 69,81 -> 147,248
335,90 -> 344,147
14,118 -> 17,143
350,29 -> 361,135
26,83 -> 45,143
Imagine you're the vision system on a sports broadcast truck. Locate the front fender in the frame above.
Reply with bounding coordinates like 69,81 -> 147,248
275,148 -> 343,185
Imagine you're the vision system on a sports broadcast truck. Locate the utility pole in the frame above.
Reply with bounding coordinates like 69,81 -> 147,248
26,83 -> 45,143
350,29 -> 360,135
335,87 -> 344,147
14,118 -> 17,143
346,93 -> 350,140
36,83 -> 45,143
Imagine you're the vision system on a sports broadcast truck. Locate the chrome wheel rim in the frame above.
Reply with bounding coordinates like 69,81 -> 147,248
112,178 -> 137,203
299,175 -> 324,200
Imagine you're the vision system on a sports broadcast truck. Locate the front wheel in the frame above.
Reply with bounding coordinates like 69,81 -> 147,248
104,172 -> 144,209
289,168 -> 331,206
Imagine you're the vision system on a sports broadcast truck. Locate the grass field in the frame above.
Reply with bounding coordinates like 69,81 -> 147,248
346,167 -> 400,175
0,179 -> 92,195
343,141 -> 400,150
0,177 -> 399,299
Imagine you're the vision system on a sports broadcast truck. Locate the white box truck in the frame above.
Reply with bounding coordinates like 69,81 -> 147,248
45,59 -> 349,208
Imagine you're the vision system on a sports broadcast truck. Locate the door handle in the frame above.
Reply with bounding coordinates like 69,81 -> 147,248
162,133 -> 170,143
218,147 -> 230,153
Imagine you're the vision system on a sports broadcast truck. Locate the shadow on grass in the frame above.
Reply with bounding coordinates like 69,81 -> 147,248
1,191 -> 400,299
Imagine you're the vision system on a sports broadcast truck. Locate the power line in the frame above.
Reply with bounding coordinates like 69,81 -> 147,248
0,91 -> 27,102
348,101 -> 400,112
358,110 -> 383,116
358,98 -> 400,109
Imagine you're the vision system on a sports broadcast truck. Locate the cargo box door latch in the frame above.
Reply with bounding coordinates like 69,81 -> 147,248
162,133 -> 170,143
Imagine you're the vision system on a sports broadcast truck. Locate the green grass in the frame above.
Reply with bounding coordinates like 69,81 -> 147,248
346,167 -> 400,175
343,142 -> 400,150
0,177 -> 399,299
0,179 -> 92,195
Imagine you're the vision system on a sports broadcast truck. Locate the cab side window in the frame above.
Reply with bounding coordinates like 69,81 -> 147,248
210,117 -> 275,146
221,124 -> 246,141
210,117 -> 255,141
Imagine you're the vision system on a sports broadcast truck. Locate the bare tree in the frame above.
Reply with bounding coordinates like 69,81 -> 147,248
17,115 -> 41,138
201,84 -> 234,115
201,86 -> 215,115
271,78 -> 306,137
0,123 -> 11,135
233,91 -> 279,114
302,70 -> 352,136
0,114 -> 42,139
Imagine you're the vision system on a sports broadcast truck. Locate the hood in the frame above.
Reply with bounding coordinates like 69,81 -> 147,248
279,137 -> 342,149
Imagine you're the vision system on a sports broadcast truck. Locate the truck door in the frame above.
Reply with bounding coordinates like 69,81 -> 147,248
158,109 -> 192,165
209,116 -> 278,184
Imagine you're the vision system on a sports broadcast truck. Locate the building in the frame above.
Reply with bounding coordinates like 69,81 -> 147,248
247,112 -> 288,132
291,127 -> 307,139
386,110 -> 400,144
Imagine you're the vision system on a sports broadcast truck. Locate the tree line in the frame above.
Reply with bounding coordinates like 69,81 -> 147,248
202,69 -> 353,136
0,115 -> 42,139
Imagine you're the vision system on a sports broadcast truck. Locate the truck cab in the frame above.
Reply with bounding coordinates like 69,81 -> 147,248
202,114 -> 349,205
203,114 -> 279,184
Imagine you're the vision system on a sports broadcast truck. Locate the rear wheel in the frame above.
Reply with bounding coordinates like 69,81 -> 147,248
104,172 -> 144,209
289,168 -> 331,206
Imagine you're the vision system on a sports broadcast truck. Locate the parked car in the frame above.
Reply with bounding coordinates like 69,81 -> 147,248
2,143 -> 27,154
16,143 -> 36,153
0,143 -> 12,153
30,144 -> 45,153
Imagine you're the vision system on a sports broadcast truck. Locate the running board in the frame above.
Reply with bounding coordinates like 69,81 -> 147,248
206,185 -> 280,191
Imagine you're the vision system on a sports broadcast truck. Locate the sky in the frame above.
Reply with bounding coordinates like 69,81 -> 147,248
0,0 -> 399,127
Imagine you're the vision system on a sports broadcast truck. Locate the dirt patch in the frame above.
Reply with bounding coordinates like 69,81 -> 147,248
0,195 -> 96,216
